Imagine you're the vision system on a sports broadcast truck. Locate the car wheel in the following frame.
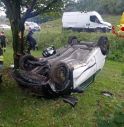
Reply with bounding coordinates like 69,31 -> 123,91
68,36 -> 79,45
50,62 -> 71,93
19,55 -> 38,71
97,36 -> 109,55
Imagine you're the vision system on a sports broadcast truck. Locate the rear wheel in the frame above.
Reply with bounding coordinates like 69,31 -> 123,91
68,36 -> 79,45
96,28 -> 102,32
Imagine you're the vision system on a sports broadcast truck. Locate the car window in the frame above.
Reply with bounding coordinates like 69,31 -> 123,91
90,15 -> 100,23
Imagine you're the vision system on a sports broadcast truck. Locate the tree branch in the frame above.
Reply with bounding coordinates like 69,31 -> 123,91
25,0 -> 59,19
22,0 -> 37,20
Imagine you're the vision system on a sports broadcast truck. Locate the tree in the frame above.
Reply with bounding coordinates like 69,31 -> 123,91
0,0 -> 67,68
76,0 -> 124,14
64,0 -> 77,12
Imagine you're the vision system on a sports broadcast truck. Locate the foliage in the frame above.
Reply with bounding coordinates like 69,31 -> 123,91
2,0 -> 65,19
68,0 -> 124,15
106,35 -> 124,62
64,0 -> 77,12
121,69 -> 124,76
5,15 -> 124,63
95,98 -> 124,127
34,22 -> 124,62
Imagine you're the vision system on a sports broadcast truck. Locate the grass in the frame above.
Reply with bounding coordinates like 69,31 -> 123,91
103,15 -> 121,25
0,15 -> 124,127
1,48 -> 124,127
1,61 -> 124,127
5,15 -> 124,63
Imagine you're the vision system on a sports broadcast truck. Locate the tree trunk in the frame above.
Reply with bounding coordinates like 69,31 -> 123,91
10,18 -> 26,69
19,20 -> 25,54
8,1 -> 26,69
11,22 -> 20,69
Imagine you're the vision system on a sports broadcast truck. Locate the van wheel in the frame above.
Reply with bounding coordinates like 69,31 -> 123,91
68,36 -> 79,45
96,28 -> 102,32
97,36 -> 109,55
102,28 -> 109,33
106,28 -> 111,32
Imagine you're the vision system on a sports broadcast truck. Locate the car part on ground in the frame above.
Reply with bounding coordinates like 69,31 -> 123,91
101,91 -> 113,97
63,96 -> 78,107
13,36 -> 109,102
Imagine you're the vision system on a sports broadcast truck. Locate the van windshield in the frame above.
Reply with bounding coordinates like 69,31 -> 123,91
90,15 -> 101,24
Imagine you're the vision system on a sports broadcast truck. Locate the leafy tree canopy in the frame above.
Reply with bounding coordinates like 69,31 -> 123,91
66,0 -> 124,14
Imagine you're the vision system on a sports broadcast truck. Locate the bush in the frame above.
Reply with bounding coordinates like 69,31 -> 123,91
95,99 -> 124,127
122,69 -> 124,76
4,25 -> 124,63
108,35 -> 124,62
34,30 -> 124,62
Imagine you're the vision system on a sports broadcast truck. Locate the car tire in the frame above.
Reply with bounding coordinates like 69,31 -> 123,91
68,36 -> 79,45
19,55 -> 38,71
49,62 -> 71,93
97,36 -> 109,55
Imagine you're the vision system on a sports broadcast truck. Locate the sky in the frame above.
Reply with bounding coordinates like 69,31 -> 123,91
75,0 -> 78,2
0,7 -> 6,17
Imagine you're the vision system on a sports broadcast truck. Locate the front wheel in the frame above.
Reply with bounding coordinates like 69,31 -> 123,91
49,62 -> 71,94
97,36 -> 109,55
19,55 -> 38,71
102,28 -> 111,33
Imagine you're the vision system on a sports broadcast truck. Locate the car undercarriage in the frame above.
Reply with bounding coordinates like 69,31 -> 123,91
13,36 -> 109,106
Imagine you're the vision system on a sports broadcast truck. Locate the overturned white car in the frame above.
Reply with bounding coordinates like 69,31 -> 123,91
13,36 -> 109,99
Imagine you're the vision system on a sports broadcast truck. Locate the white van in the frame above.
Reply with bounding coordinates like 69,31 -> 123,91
62,11 -> 112,32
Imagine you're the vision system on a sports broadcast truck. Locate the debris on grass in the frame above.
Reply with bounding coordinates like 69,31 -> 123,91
101,91 -> 113,97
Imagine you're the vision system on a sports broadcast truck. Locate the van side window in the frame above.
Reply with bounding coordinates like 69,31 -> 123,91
90,16 -> 100,23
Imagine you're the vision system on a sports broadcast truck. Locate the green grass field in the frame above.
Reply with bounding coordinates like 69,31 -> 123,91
0,15 -> 124,127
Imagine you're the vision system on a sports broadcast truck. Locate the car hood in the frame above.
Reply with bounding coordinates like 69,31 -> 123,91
101,21 -> 112,28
